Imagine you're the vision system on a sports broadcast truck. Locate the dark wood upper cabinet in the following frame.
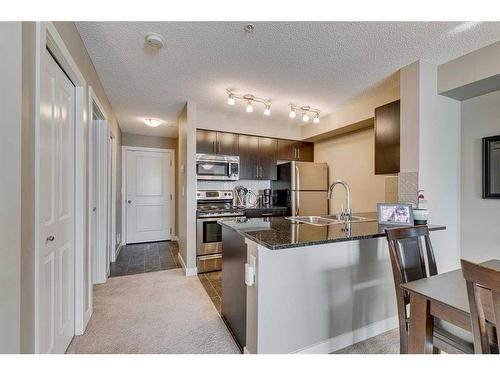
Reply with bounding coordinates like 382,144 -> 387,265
374,100 -> 400,175
217,131 -> 238,155
196,128 -> 312,180
297,142 -> 314,162
258,137 -> 278,180
238,134 -> 260,180
196,129 -> 217,154
196,129 -> 238,155
238,135 -> 277,180
277,139 -> 296,160
277,139 -> 314,162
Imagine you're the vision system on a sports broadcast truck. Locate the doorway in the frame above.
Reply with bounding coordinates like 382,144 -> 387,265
88,92 -> 113,285
123,147 -> 175,244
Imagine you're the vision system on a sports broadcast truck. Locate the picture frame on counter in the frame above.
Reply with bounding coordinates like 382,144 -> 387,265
377,203 -> 414,226
482,135 -> 500,199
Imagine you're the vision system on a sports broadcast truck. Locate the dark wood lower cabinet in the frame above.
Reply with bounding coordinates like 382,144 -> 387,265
221,226 -> 247,351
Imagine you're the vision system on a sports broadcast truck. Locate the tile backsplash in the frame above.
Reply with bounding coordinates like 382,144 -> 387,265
197,179 -> 271,194
398,171 -> 418,206
384,176 -> 399,203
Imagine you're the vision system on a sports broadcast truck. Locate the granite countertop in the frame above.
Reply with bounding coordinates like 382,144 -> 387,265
219,212 -> 446,250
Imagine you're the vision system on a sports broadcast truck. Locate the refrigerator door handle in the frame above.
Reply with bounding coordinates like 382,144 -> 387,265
295,164 -> 300,215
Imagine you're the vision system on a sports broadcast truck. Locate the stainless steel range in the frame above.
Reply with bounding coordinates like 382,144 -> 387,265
196,190 -> 245,273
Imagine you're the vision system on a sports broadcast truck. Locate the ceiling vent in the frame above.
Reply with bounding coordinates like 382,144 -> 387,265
145,33 -> 165,49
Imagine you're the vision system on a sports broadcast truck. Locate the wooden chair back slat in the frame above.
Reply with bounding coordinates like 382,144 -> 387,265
461,259 -> 500,354
385,225 -> 438,354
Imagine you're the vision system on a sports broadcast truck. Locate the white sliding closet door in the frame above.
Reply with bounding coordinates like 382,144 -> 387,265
39,48 -> 75,354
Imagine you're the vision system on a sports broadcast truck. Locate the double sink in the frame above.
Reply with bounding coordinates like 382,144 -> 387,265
286,214 -> 375,226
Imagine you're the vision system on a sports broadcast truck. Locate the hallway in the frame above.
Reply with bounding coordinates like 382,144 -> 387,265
67,268 -> 239,354
110,241 -> 180,277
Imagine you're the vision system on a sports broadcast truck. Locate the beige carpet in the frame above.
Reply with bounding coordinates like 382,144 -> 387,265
67,269 -> 240,354
334,329 -> 400,354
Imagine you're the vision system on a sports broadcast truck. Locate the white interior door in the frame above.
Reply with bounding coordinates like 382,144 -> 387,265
126,150 -> 171,243
39,48 -> 75,353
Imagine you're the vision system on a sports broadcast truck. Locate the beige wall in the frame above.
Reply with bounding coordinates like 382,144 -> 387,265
1,22 -> 22,353
301,78 -> 400,141
197,105 -> 301,140
122,133 -> 178,235
314,128 -> 388,214
19,22 -> 122,353
177,103 -> 198,272
122,133 -> 177,150
461,90 -> 500,262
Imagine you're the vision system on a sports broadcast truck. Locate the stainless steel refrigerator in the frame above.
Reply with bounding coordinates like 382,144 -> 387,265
271,161 -> 329,216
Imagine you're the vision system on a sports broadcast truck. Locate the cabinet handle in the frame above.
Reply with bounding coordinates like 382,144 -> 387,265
256,166 -> 259,178
218,142 -> 221,153
259,166 -> 263,178
261,213 -> 273,216
297,148 -> 300,160
212,141 -> 216,153
294,148 -> 297,159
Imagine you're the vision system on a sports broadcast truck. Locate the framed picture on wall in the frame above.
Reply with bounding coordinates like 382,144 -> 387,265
482,135 -> 500,199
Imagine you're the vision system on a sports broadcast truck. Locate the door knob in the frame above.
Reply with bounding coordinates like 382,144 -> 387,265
128,200 -> 132,204
46,235 -> 55,242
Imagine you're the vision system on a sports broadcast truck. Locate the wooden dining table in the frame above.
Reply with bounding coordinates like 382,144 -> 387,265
401,259 -> 500,354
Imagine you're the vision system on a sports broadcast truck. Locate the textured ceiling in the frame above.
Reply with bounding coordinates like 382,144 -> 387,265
76,22 -> 500,137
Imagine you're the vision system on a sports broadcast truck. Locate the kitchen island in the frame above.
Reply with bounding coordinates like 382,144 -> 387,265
219,214 -> 446,354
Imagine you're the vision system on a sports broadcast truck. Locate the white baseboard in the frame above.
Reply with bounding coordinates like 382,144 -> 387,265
293,316 -> 399,354
177,253 -> 198,276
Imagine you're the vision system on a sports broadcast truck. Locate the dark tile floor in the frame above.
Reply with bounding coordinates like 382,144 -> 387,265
110,241 -> 180,277
198,271 -> 222,314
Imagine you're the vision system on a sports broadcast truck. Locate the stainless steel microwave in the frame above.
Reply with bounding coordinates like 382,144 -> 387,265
196,154 -> 239,181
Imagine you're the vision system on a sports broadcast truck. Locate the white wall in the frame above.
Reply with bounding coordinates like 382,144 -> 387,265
438,41 -> 500,100
461,90 -> 500,262
0,22 -> 22,353
419,61 -> 461,272
400,61 -> 461,272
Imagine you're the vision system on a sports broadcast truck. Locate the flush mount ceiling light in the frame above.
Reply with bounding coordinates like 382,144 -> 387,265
244,24 -> 255,33
143,118 -> 162,127
145,33 -> 165,49
226,90 -> 271,117
289,104 -> 321,124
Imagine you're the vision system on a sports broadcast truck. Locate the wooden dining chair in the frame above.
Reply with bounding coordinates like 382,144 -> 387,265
461,259 -> 500,354
385,225 -> 474,354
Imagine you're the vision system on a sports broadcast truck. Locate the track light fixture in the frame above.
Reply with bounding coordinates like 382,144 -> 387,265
290,104 -> 321,123
225,90 -> 320,123
226,90 -> 271,117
